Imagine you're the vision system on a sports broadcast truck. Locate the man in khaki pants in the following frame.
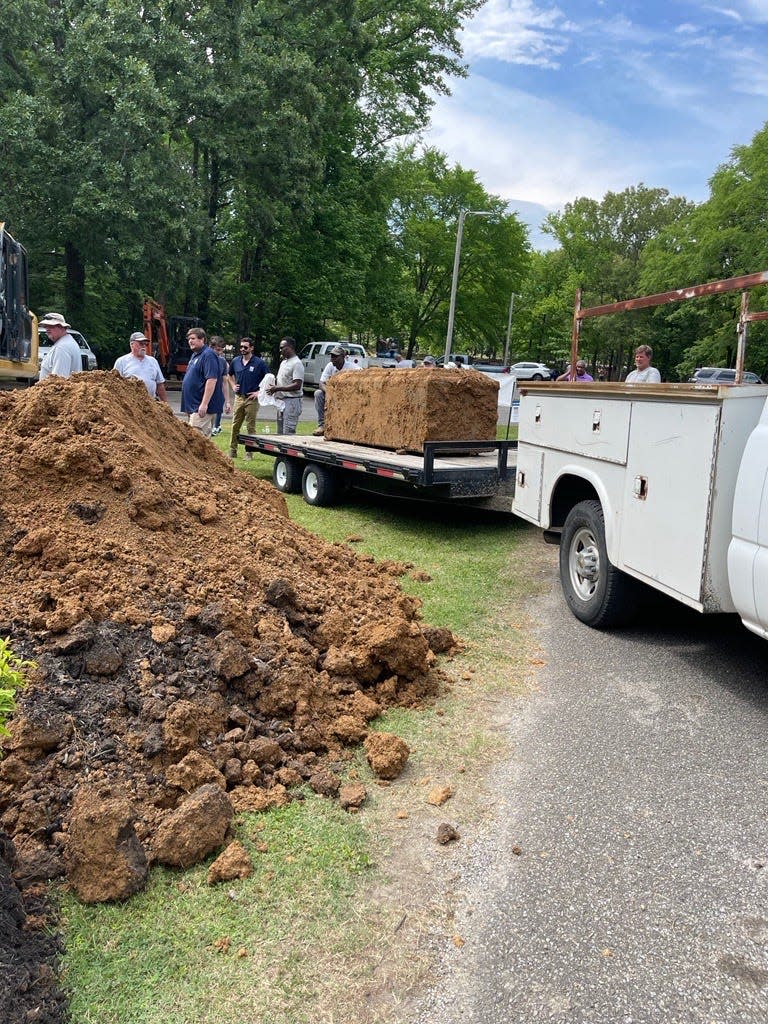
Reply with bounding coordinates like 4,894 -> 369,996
181,328 -> 224,437
228,337 -> 269,459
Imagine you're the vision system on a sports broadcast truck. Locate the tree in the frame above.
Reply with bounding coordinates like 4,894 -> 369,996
377,147 -> 530,357
641,124 -> 768,378
533,185 -> 693,377
0,0 -> 482,354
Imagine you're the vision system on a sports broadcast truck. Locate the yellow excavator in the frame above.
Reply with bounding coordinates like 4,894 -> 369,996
0,222 -> 37,383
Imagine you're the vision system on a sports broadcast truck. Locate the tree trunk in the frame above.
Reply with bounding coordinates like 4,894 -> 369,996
64,241 -> 85,328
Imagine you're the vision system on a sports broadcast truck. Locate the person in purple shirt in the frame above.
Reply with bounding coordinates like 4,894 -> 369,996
557,359 -> 594,382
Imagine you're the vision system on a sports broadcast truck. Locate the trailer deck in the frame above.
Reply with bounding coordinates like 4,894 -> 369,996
240,433 -> 517,511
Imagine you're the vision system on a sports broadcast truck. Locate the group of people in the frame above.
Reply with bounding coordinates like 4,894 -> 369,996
555,346 -> 661,384
37,312 -> 663,446
178,330 -> 307,454
36,314 -> 306,455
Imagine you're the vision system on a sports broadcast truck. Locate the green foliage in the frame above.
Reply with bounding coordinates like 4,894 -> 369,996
640,124 -> 768,378
374,146 -> 530,356
0,637 -> 34,741
0,0 -> 481,350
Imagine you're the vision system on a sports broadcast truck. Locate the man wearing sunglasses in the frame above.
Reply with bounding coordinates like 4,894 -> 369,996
228,337 -> 269,459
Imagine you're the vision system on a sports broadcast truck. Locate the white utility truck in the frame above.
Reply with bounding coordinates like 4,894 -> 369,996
512,270 -> 768,639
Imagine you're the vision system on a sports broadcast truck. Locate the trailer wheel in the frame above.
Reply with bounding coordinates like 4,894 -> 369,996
302,463 -> 338,506
560,499 -> 637,628
272,457 -> 302,494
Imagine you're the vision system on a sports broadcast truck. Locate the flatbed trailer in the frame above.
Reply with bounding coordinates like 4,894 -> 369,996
240,433 -> 517,512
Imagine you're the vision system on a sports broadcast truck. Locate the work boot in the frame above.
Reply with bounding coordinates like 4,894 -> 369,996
312,427 -> 324,436
245,452 -> 253,461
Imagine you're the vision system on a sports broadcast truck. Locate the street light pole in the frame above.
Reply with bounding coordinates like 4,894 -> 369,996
503,292 -> 517,367
444,209 -> 492,364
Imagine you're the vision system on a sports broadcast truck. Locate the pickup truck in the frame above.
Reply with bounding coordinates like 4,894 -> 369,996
299,342 -> 368,390
512,270 -> 768,640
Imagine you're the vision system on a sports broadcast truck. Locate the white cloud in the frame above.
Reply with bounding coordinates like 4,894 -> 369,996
460,0 -> 575,68
424,76 -> 654,208
722,0 -> 768,21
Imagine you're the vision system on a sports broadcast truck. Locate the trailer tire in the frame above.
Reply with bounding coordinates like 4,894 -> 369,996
273,457 -> 302,494
560,499 -> 637,628
302,463 -> 339,506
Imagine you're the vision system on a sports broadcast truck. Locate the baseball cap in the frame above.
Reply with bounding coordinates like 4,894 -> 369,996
129,332 -> 149,344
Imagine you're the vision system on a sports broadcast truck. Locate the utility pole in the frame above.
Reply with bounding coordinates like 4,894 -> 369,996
444,210 -> 492,364
503,292 -> 517,367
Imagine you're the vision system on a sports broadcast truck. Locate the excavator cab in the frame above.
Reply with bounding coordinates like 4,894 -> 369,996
0,223 -> 37,381
143,299 -> 203,379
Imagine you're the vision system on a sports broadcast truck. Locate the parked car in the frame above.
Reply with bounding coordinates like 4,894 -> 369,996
299,341 -> 368,389
509,361 -> 553,381
38,327 -> 98,376
689,367 -> 764,385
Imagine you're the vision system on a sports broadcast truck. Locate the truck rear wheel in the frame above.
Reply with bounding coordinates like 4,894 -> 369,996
273,457 -> 302,494
302,463 -> 338,506
560,499 -> 637,628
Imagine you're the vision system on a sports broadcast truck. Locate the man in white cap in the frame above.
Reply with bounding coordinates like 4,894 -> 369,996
113,332 -> 169,402
313,344 -> 362,436
38,313 -> 82,380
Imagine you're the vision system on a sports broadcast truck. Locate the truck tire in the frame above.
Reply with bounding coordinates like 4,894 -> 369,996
302,463 -> 338,506
272,457 -> 302,494
559,499 -> 637,628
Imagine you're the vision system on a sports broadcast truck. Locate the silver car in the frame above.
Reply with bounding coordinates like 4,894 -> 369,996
689,367 -> 764,385
509,361 -> 553,381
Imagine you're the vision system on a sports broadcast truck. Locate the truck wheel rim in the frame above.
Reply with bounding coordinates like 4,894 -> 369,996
569,526 -> 600,599
276,462 -> 287,487
305,472 -> 319,500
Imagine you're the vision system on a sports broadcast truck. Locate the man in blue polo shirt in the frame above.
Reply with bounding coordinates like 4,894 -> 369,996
181,327 -> 224,437
228,337 -> 269,459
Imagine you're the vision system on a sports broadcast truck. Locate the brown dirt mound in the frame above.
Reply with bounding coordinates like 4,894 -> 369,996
0,373 -> 451,911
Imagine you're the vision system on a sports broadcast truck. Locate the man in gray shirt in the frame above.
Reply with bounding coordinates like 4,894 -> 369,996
38,313 -> 82,379
113,332 -> 168,401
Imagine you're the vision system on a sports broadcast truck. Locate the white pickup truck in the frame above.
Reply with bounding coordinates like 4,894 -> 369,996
513,380 -> 768,638
299,342 -> 368,389
512,270 -> 768,639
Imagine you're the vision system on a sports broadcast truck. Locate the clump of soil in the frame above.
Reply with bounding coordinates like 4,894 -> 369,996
0,372 -> 454,1012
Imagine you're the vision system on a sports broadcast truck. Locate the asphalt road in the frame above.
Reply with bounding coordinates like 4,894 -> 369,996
413,567 -> 768,1024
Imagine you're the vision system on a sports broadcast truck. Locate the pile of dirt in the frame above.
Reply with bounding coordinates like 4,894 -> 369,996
0,372 -> 455,914
0,828 -> 66,1024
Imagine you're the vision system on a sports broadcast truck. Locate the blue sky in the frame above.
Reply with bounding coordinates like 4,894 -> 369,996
423,0 -> 768,248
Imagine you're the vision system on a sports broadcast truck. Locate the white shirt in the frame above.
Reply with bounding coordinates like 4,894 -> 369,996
319,357 -> 363,385
39,333 -> 82,379
625,366 -> 661,383
114,352 -> 166,398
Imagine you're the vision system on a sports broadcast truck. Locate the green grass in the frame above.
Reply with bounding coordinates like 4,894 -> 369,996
62,798 -> 377,1024
60,420 -> 544,1024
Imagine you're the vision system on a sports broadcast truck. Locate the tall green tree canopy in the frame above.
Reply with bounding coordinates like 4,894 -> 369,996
0,0 -> 479,356
378,147 -> 530,357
